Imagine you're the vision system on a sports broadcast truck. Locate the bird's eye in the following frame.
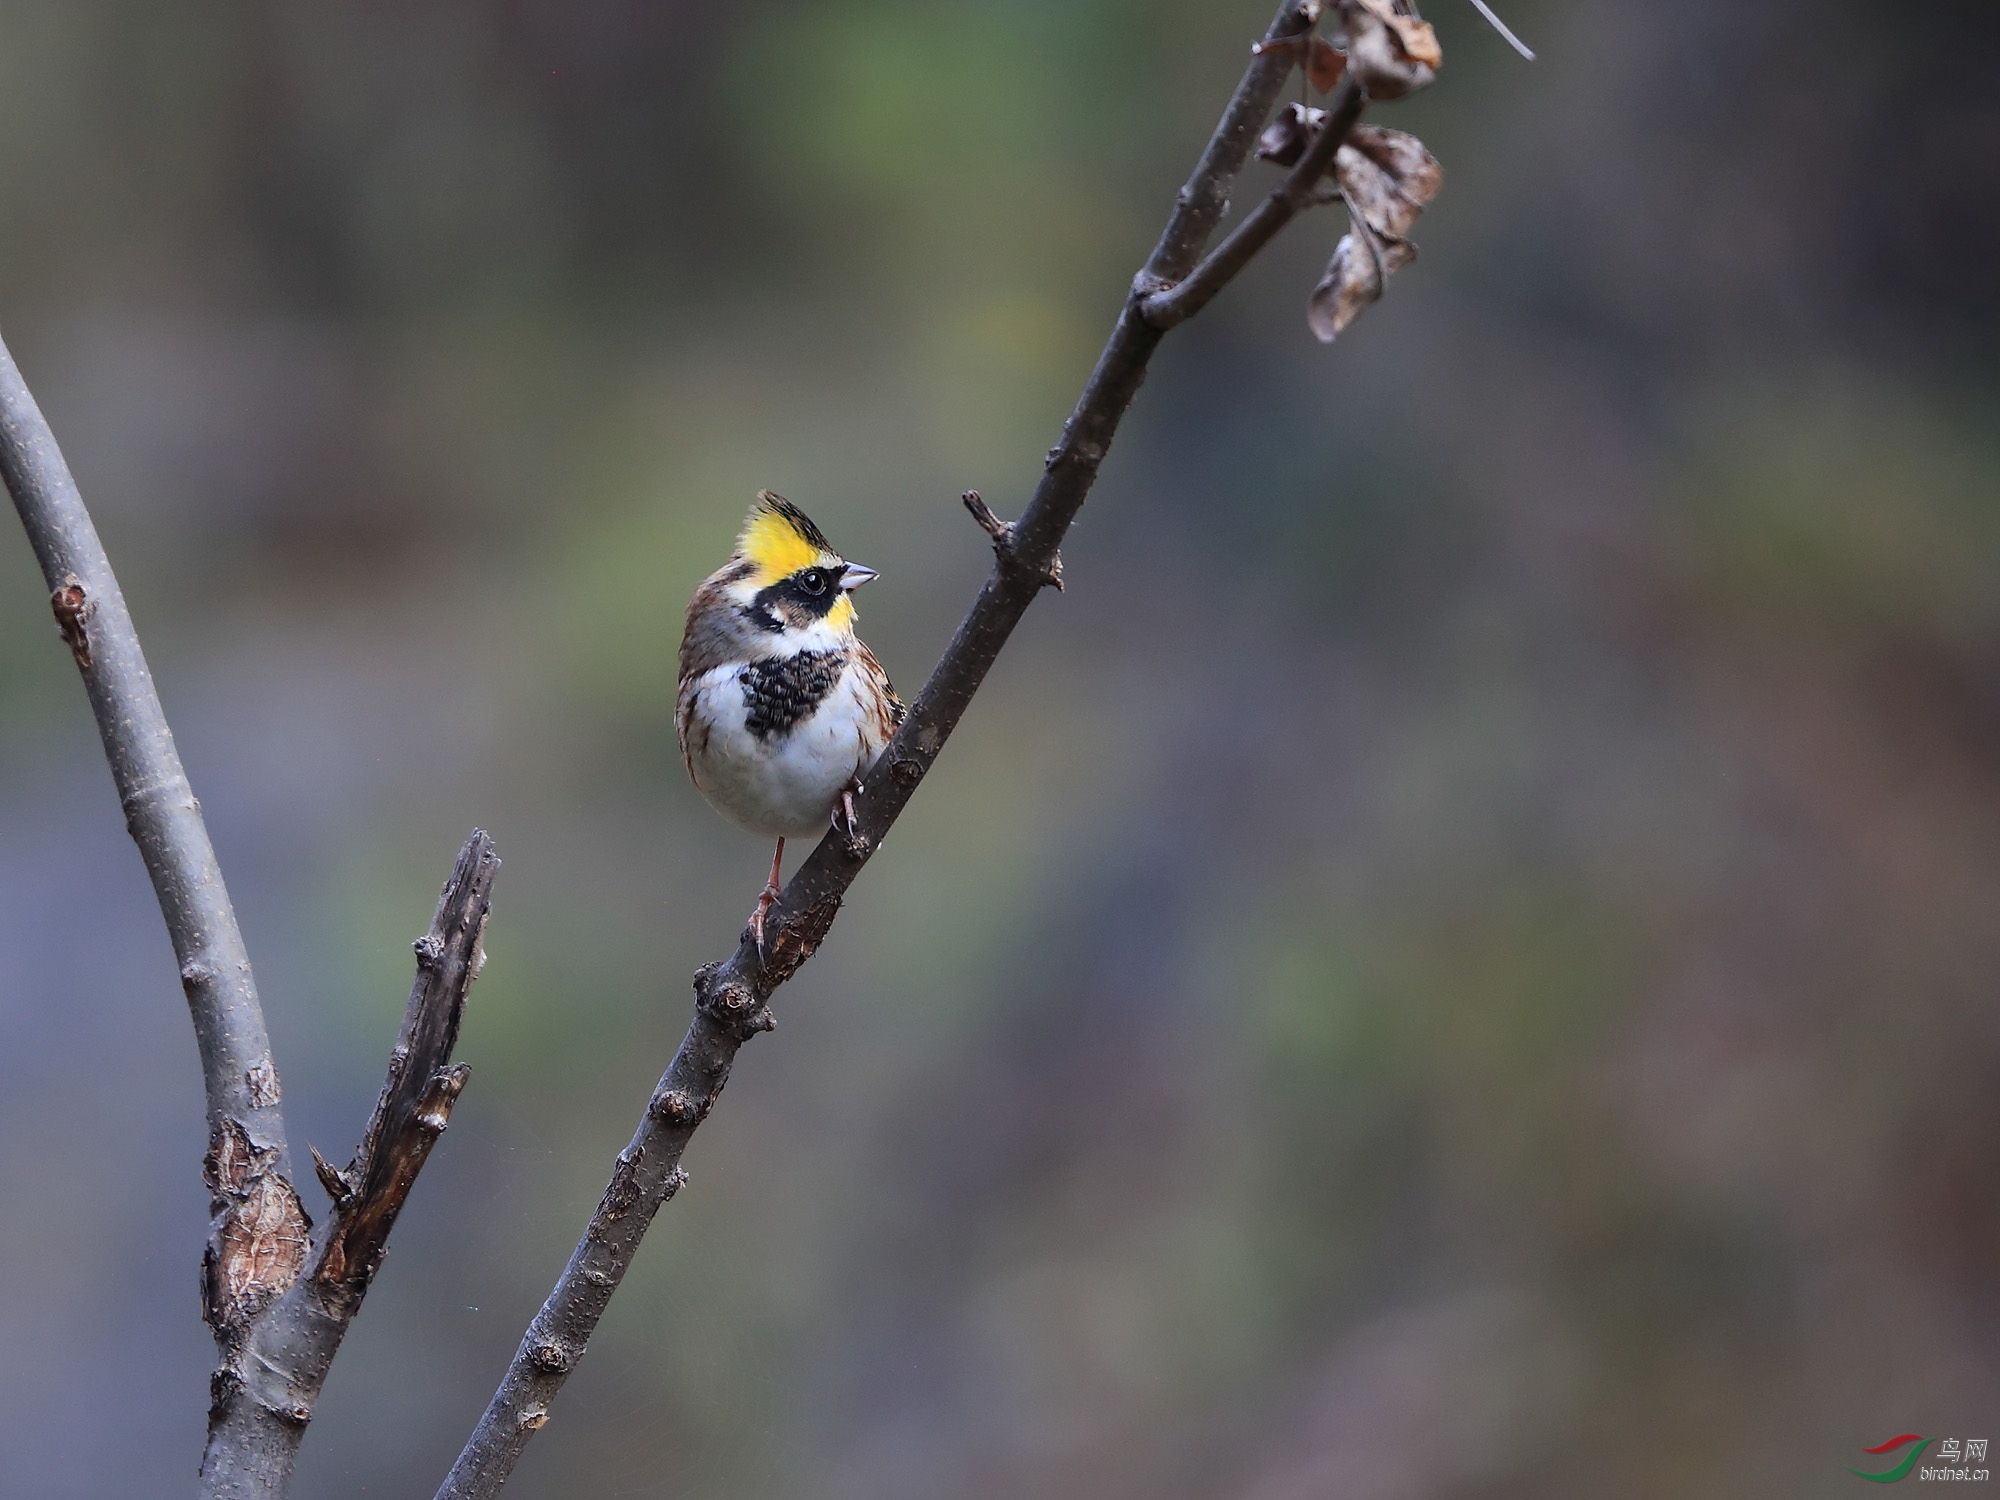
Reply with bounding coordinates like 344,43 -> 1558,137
799,569 -> 827,596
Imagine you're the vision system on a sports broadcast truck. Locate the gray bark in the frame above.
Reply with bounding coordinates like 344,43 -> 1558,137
199,834 -> 496,1497
0,329 -> 292,1167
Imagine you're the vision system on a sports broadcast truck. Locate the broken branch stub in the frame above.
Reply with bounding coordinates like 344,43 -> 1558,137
198,833 -> 498,1498
315,832 -> 496,1293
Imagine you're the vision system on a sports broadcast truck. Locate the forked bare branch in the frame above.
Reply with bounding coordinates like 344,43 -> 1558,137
2,341 -> 497,1497
199,833 -> 497,1496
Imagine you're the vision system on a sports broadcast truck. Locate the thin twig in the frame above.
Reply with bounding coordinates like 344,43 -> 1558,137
1139,0 -> 1320,289
434,3 -> 1338,1494
199,833 -> 498,1497
1466,0 -> 1536,62
1139,72 -> 1367,330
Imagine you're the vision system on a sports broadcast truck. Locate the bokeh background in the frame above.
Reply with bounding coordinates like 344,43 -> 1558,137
3,0 -> 1998,1495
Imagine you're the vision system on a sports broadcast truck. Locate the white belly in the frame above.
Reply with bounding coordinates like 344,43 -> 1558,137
682,659 -> 881,839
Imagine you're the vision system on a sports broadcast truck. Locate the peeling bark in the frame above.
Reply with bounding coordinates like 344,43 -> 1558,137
202,1121 -> 310,1333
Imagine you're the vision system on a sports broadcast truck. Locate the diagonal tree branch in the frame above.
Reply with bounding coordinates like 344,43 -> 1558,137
0,330 -> 292,1167
199,832 -> 498,1498
434,2 -> 1365,1493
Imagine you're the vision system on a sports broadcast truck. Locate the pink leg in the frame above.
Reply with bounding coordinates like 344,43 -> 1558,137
749,837 -> 784,953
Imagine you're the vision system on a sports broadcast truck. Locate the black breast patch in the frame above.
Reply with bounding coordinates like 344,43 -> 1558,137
740,650 -> 845,738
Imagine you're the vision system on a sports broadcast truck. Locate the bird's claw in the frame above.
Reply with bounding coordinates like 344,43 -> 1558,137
749,881 -> 781,962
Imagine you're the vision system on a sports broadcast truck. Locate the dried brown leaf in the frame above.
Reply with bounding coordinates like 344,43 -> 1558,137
1250,31 -> 1347,93
1341,0 -> 1441,98
1334,124 -> 1442,239
1308,36 -> 1348,92
1385,13 -> 1441,67
1307,123 -> 1438,342
1307,218 -> 1417,343
1255,103 -> 1328,167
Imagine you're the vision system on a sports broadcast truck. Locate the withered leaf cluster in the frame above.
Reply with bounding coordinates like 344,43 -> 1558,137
1343,0 -> 1441,99
1251,2 -> 1446,342
1309,126 -> 1443,342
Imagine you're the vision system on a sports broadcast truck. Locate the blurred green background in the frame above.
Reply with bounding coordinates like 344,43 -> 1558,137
3,0 -> 1998,1495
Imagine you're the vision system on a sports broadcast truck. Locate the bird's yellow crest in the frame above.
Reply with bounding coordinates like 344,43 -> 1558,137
737,491 -> 836,582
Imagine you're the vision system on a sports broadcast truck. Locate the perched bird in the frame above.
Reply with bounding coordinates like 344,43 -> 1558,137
677,491 -> 905,950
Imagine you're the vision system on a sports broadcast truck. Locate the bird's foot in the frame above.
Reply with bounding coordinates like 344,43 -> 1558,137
748,880 -> 782,960
749,837 -> 786,962
838,786 -> 860,839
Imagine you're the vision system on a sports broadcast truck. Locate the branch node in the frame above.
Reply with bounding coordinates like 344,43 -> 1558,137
526,1340 -> 575,1375
698,977 -> 758,1020
664,1167 -> 689,1199
49,575 -> 94,669
516,1406 -> 549,1434
648,1087 -> 703,1126
309,1144 -> 353,1208
245,1058 -> 281,1108
962,490 -> 1065,592
889,757 -> 924,787
208,1366 -> 243,1426
413,933 -> 445,969
416,1064 -> 472,1135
